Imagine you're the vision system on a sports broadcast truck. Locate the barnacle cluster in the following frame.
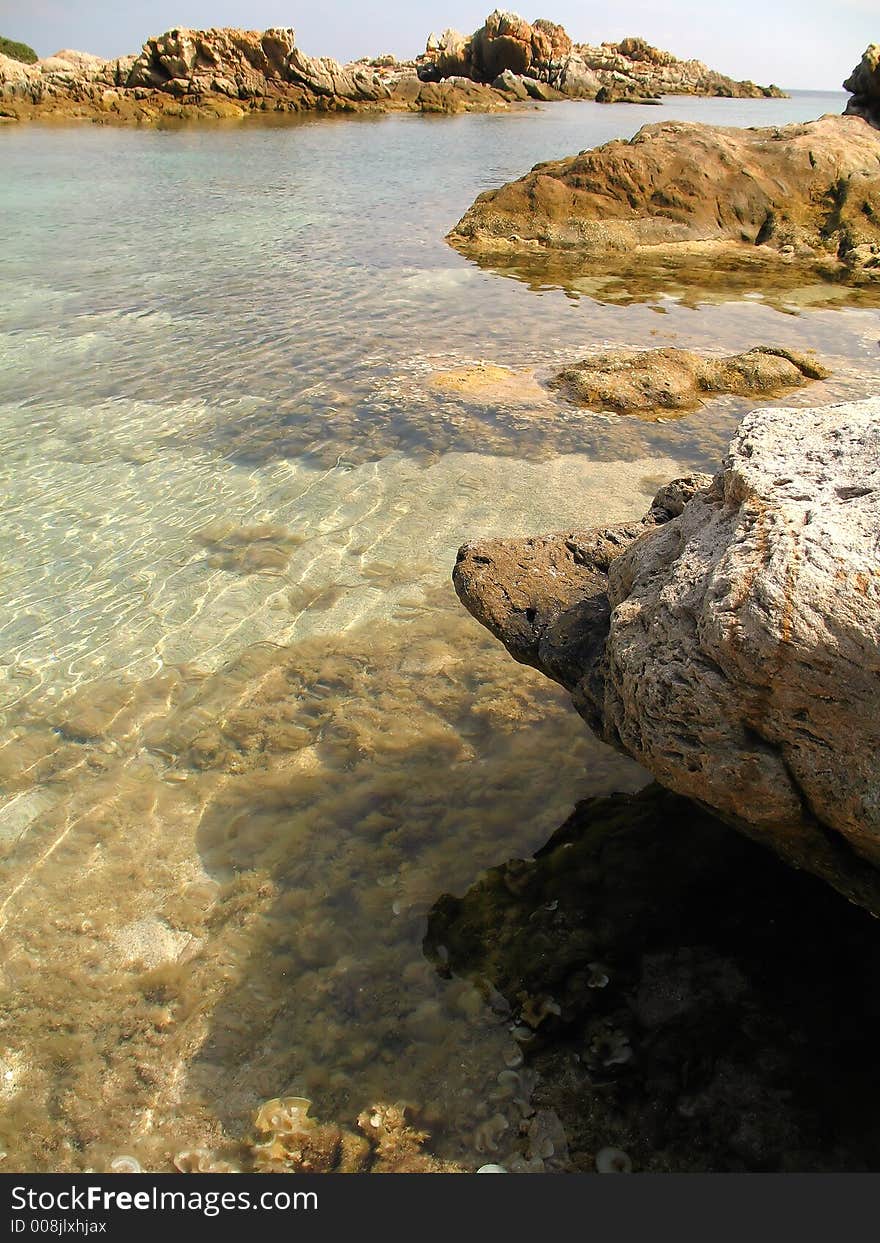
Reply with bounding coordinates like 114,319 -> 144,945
251,1096 -> 369,1173
242,1096 -> 462,1173
356,1102 -> 460,1172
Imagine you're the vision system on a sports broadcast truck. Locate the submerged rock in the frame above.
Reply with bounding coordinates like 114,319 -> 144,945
449,113 -> 880,282
453,398 -> 880,912
550,345 -> 829,418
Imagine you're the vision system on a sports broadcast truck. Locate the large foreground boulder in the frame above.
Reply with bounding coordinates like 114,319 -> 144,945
453,399 -> 880,911
448,114 -> 880,282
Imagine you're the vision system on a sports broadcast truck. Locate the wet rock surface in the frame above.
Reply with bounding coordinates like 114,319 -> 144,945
425,785 -> 880,1171
454,398 -> 880,912
448,114 -> 880,283
550,345 -> 830,418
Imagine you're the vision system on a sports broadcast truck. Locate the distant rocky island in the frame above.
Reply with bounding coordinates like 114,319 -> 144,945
0,11 -> 785,124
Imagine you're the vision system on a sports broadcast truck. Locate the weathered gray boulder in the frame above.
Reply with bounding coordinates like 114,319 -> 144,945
454,399 -> 880,911
493,68 -> 530,98
552,53 -> 602,97
420,28 -> 472,79
286,46 -> 389,101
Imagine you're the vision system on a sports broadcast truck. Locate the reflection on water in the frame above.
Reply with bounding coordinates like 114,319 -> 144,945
1,92 -> 879,1171
458,243 -> 880,312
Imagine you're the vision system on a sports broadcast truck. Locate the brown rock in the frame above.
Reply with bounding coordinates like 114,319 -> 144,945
448,115 -> 880,282
531,19 -> 572,64
550,346 -> 830,419
472,10 -> 535,80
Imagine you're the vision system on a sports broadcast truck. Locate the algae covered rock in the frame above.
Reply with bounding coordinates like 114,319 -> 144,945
550,345 -> 829,418
454,398 -> 880,913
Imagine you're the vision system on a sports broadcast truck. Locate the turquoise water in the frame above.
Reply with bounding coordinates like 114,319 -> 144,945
0,91 -> 878,1172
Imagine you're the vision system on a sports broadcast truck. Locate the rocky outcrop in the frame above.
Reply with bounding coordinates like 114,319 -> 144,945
422,29 -> 472,79
126,28 -> 391,102
0,26 -> 513,122
0,15 -> 789,123
594,83 -> 661,105
421,11 -> 783,100
845,43 -> 880,129
453,399 -> 880,913
558,37 -> 783,101
472,10 -> 535,79
550,346 -> 829,418
448,114 -> 880,283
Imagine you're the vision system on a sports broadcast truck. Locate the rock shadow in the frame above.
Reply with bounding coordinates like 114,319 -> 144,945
424,784 -> 880,1171
178,598 -> 646,1166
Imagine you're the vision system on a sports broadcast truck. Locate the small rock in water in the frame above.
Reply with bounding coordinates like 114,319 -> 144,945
595,1146 -> 632,1174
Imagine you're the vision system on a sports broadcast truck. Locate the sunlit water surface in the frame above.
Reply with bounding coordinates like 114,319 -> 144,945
1,91 -> 879,1171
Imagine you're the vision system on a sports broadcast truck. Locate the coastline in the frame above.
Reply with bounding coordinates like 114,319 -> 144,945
0,19 -> 787,127
1,20 -> 879,1177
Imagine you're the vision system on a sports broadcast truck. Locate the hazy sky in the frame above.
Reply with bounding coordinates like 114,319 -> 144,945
0,0 -> 872,90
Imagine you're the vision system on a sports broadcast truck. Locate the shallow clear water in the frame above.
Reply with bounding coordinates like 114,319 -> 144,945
1,91 -> 879,1172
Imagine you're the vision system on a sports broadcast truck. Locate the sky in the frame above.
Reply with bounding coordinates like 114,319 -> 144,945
0,0 -> 873,91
